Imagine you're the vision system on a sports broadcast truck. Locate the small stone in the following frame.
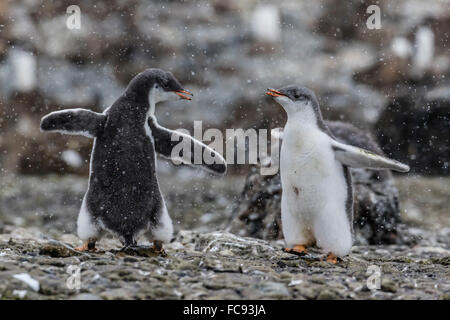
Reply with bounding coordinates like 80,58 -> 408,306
441,293 -> 450,300
112,246 -> 163,258
317,289 -> 339,300
70,293 -> 102,300
39,244 -> 77,258
255,281 -> 290,298
381,279 -> 398,293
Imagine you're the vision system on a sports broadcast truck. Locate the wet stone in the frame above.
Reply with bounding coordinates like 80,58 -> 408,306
381,279 -> 398,293
111,246 -> 165,258
39,243 -> 79,258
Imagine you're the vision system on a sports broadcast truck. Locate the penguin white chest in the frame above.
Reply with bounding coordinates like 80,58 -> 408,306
280,123 -> 352,256
280,125 -> 346,210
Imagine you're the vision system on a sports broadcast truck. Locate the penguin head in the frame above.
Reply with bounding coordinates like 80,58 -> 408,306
126,68 -> 193,103
149,69 -> 193,103
266,86 -> 320,117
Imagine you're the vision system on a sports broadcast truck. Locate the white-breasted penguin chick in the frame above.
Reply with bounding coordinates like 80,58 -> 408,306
266,86 -> 409,263
40,68 -> 227,253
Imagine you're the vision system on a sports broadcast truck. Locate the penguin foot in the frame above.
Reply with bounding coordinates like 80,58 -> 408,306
283,244 -> 308,256
153,240 -> 166,256
75,241 -> 97,252
324,252 -> 340,264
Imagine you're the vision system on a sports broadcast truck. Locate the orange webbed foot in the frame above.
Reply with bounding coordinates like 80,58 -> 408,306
325,252 -> 338,264
153,240 -> 166,256
75,241 -> 97,252
283,244 -> 308,256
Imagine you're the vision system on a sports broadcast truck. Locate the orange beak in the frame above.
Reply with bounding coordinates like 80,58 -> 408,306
266,88 -> 285,97
176,89 -> 193,100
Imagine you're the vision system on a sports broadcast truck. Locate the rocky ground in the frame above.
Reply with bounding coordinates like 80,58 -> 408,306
0,173 -> 448,300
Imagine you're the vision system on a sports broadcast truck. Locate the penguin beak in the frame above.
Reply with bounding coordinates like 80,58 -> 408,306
266,88 -> 285,97
175,89 -> 193,100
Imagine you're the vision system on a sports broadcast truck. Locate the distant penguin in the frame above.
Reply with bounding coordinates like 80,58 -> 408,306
40,68 -> 227,253
266,86 -> 409,263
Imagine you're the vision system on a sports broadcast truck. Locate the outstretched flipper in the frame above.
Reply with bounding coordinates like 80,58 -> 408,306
40,108 -> 106,138
148,116 -> 227,175
331,139 -> 410,172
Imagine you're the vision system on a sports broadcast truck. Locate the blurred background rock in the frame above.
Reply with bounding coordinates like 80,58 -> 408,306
0,0 -> 448,176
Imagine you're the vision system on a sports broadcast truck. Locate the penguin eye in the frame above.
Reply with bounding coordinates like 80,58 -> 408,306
161,79 -> 169,89
293,92 -> 302,100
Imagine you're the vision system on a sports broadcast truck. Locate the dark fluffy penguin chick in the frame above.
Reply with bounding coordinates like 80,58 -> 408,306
40,68 -> 227,252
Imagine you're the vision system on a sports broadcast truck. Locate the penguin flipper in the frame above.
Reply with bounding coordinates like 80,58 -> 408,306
331,139 -> 410,173
148,116 -> 227,175
40,108 -> 106,138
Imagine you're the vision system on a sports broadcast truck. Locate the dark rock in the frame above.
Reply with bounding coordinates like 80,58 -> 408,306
381,279 -> 398,293
353,55 -> 412,90
39,243 -> 79,258
430,256 -> 449,266
376,91 -> 449,176
315,0 -> 390,44
111,245 -> 165,258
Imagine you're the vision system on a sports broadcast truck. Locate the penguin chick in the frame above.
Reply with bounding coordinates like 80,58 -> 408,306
40,68 -> 227,253
266,86 -> 409,263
